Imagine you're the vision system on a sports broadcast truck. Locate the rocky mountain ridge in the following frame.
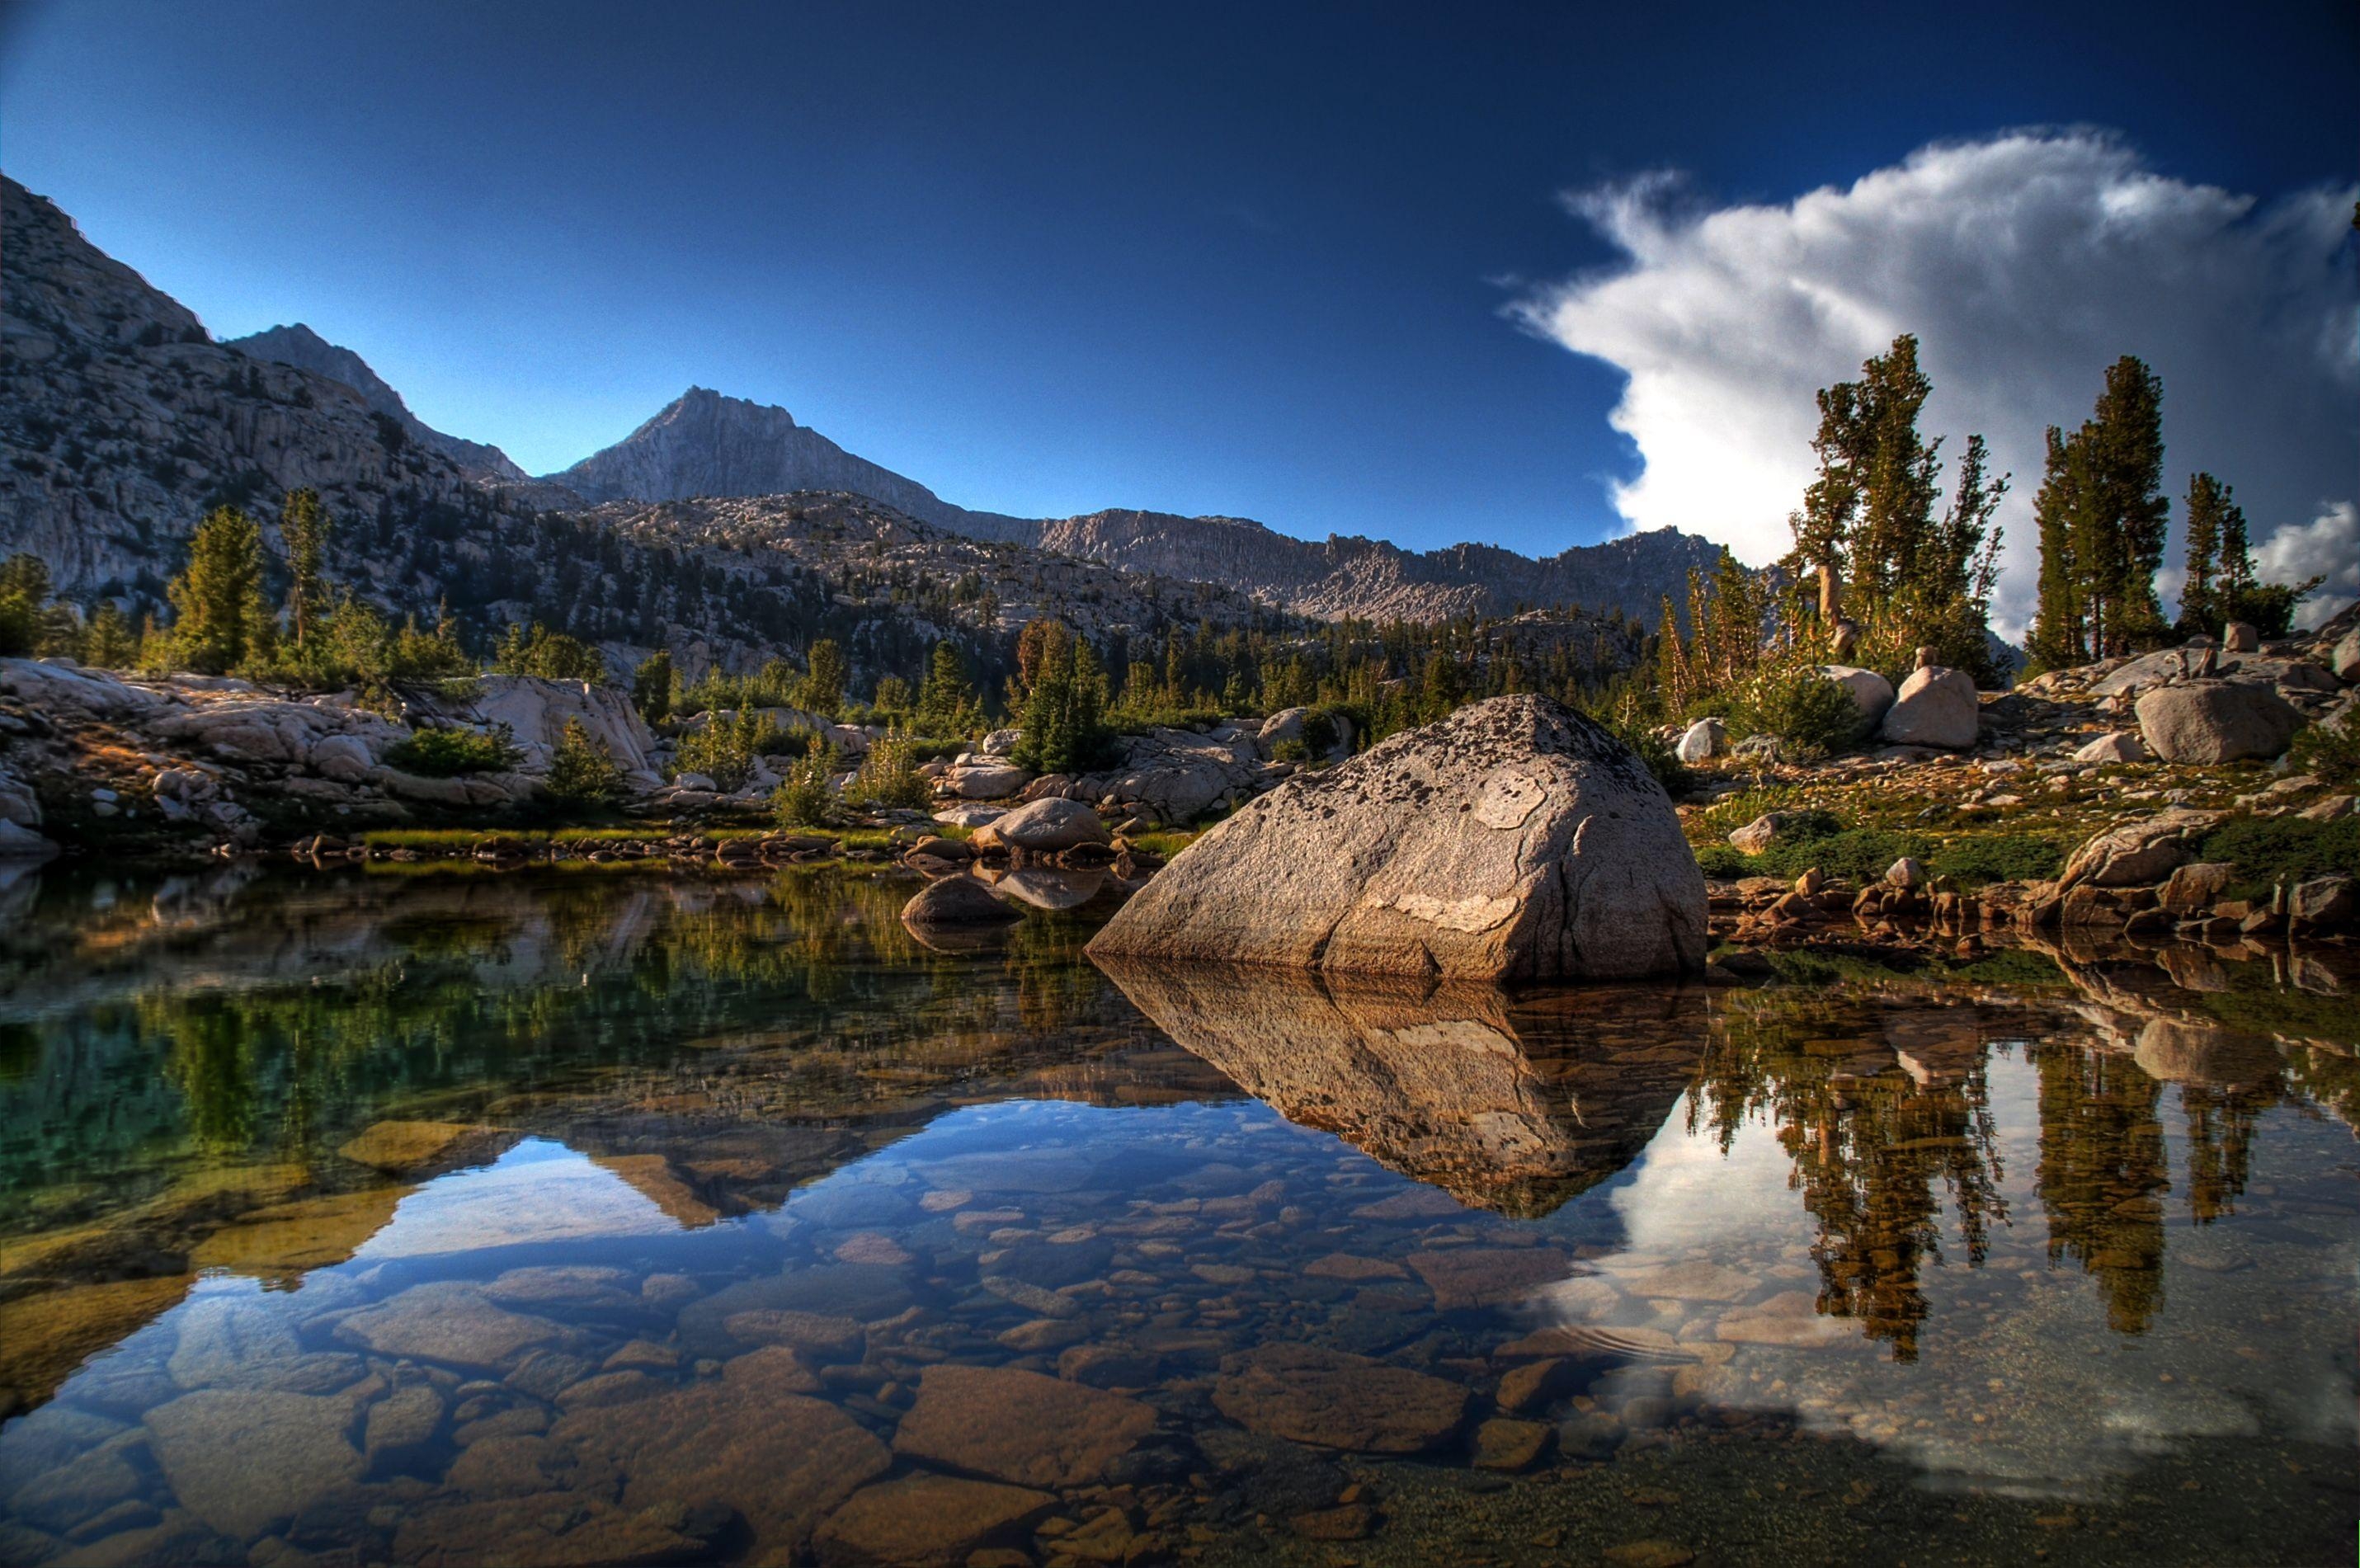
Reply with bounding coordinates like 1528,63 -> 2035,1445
542,386 -> 1724,624
224,323 -> 533,483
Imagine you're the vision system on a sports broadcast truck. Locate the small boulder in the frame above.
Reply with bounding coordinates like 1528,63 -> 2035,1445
1675,718 -> 1725,765
1886,857 -> 1924,890
2222,622 -> 2260,653
943,760 -> 1032,800
1727,812 -> 1799,855
902,876 -> 1020,927
2075,731 -> 2150,765
2330,626 -> 2360,683
1879,666 -> 1978,749
2290,874 -> 2355,929
1820,666 -> 1896,727
2134,680 -> 2304,764
2157,861 -> 2236,913
982,797 -> 1110,853
2056,808 -> 2225,892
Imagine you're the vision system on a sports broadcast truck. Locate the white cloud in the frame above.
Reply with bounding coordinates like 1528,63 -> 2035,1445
1514,132 -> 2359,638
2254,501 -> 2360,631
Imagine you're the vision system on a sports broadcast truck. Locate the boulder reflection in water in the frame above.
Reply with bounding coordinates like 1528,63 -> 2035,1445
1093,957 -> 1709,1217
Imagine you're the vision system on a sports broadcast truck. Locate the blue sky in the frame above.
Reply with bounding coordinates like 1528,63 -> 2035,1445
2,0 -> 2351,563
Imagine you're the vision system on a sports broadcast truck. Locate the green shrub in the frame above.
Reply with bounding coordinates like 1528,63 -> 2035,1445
2197,815 -> 2360,897
772,739 -> 837,827
1756,826 -> 1932,883
543,718 -> 620,808
1601,714 -> 1689,795
1730,664 -> 1863,760
491,621 -> 607,683
2289,722 -> 2360,787
384,725 -> 521,778
1301,709 -> 1340,757
1929,833 -> 2066,888
842,729 -> 933,812
1271,738 -> 1312,764
1695,844 -> 1750,878
672,709 -> 808,792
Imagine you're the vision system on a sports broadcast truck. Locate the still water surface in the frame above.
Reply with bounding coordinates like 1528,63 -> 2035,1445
0,865 -> 2353,1566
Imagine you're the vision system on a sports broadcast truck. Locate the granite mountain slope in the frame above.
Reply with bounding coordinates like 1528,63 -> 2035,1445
224,323 -> 534,484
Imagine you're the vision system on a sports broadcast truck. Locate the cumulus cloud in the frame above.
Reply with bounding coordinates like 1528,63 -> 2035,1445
1514,132 -> 2358,638
2254,501 -> 2360,631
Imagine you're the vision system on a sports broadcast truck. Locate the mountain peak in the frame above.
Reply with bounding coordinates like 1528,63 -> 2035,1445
226,323 -> 528,483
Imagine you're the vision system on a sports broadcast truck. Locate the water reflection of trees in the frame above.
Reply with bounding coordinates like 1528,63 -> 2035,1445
1698,943 -> 2356,1351
1691,989 -> 2009,1361
0,868 -> 1142,1212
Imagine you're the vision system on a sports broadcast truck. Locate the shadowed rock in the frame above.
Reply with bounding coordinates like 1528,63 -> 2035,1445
1088,696 -> 1706,982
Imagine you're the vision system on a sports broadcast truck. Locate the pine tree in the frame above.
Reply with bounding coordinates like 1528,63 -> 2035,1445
279,487 -> 332,648
2177,472 -> 2227,635
916,642 -> 977,736
632,649 -> 674,723
2075,356 -> 2168,656
2024,428 -> 2085,671
0,554 -> 53,657
82,600 -> 139,668
166,506 -> 272,674
798,638 -> 847,716
544,718 -> 620,807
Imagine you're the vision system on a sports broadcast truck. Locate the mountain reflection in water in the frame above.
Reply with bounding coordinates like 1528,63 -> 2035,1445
0,866 -> 2352,1566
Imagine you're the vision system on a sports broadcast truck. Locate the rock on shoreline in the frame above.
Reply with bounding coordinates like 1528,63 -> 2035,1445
1087,695 -> 1708,982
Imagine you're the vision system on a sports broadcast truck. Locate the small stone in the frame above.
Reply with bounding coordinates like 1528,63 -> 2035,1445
833,1232 -> 915,1267
812,1473 -> 1056,1567
363,1384 -> 444,1468
1471,1416 -> 1552,1470
1291,1503 -> 1376,1541
1618,1260 -> 1754,1304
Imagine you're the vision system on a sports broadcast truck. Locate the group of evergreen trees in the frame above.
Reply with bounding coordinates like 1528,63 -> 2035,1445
2025,361 -> 2317,667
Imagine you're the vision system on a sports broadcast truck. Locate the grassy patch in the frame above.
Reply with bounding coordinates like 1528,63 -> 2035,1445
1126,830 -> 1200,859
1929,833 -> 2067,888
2196,815 -> 2360,899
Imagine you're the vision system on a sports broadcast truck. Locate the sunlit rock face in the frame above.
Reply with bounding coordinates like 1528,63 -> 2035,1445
1089,696 -> 1709,982
1095,958 -> 1707,1216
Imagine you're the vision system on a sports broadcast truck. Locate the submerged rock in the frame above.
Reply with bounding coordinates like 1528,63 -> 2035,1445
891,1363 -> 1156,1487
1211,1344 -> 1470,1453
1087,696 -> 1705,982
143,1387 -> 365,1538
813,1474 -> 1057,1568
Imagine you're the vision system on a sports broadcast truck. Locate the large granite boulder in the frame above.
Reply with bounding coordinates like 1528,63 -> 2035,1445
2134,680 -> 2303,763
1820,666 -> 1896,727
1086,696 -> 1706,982
1879,666 -> 1978,749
